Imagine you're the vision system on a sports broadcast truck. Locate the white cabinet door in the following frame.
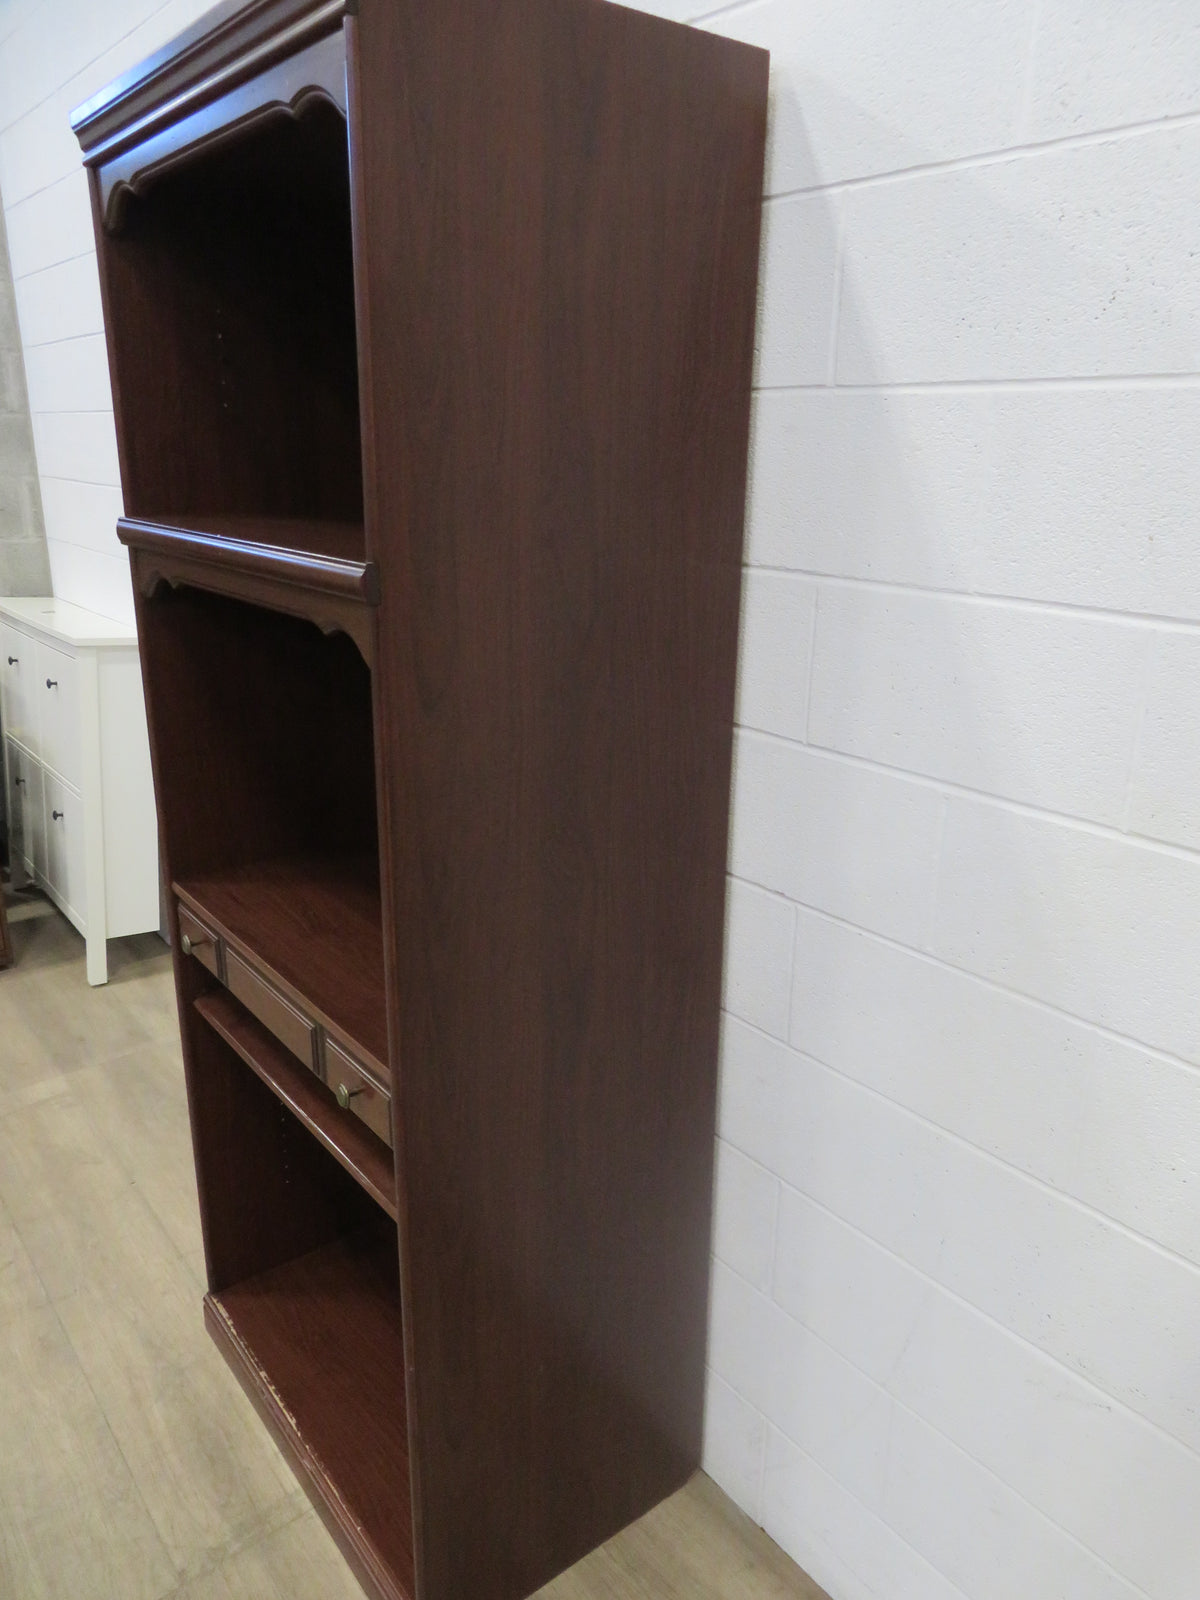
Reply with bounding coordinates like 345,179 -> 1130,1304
0,623 -> 36,751
35,641 -> 79,786
43,771 -> 86,926
6,739 -> 35,879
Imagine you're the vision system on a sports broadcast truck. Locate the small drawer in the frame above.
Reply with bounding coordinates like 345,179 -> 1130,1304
177,905 -> 221,978
324,1037 -> 392,1147
225,947 -> 318,1073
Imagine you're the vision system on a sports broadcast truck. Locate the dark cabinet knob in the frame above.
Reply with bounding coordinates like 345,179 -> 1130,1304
14,777 -> 25,788
6,656 -> 16,665
52,809 -> 64,821
45,678 -> 57,689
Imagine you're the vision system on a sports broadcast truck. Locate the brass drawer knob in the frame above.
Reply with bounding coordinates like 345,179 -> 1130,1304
180,931 -> 211,957
335,1082 -> 362,1109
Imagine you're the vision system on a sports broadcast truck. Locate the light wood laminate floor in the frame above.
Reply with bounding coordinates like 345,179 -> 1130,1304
0,892 -> 828,1600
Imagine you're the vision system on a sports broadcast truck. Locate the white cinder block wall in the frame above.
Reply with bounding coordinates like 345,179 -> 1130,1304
3,2 -> 1200,1598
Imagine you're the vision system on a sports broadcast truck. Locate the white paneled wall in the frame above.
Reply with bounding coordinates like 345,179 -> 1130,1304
2,2 -> 1199,1598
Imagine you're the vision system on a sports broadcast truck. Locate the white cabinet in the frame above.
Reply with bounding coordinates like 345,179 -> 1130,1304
0,598 -> 159,984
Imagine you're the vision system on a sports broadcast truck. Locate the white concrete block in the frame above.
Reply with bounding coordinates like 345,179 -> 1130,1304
0,88 -> 82,209
838,127 -> 1200,383
708,1260 -> 893,1511
1128,629 -> 1200,849
729,733 -> 945,948
31,411 -> 120,487
711,1137 -> 777,1292
720,1016 -> 1200,1452
747,387 -> 1200,621
791,908 -> 1200,1266
775,1189 -> 1200,1600
13,253 -> 103,347
932,797 -> 1200,1064
701,1369 -> 765,1521
1028,0 -> 1200,141
23,333 -> 113,415
755,192 -> 840,389
699,0 -> 1032,194
884,1407 -> 1145,1600
808,585 -> 1149,823
762,1429 -> 970,1600
723,876 -> 793,1039
39,477 -> 123,556
735,571 -> 815,743
4,168 -> 93,280
45,538 -> 134,626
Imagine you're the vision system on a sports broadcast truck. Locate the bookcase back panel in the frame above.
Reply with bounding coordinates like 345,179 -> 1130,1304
136,584 -> 378,882
98,99 -> 362,525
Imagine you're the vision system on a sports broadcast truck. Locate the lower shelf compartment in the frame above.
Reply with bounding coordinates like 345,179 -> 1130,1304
195,987 -> 396,1219
207,1226 -> 414,1600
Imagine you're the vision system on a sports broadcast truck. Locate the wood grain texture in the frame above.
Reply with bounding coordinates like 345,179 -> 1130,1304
80,0 -> 767,1594
93,98 -> 361,526
208,1224 -> 413,1600
351,4 -> 769,1596
196,987 -> 396,1218
91,34 -> 348,230
71,0 -> 349,159
176,857 -> 387,1071
135,584 -> 378,885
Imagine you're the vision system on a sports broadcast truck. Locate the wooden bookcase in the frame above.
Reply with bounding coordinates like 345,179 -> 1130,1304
72,4 -> 768,1598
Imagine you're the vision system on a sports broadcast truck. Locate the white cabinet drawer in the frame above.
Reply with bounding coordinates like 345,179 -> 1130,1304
35,641 -> 79,785
43,772 -> 87,925
0,623 -> 36,751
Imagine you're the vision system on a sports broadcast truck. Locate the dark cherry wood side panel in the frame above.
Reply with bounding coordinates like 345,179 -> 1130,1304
352,5 -> 769,1598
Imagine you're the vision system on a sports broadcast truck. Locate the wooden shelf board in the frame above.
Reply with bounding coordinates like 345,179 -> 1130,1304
196,987 -> 397,1219
175,855 -> 389,1072
120,513 -> 375,595
207,1226 -> 413,1600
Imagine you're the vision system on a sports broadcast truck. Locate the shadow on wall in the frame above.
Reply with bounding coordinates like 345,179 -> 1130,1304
0,194 -> 51,597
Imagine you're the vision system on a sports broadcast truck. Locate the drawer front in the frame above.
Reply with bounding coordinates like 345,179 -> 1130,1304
178,905 -> 221,978
43,772 -> 87,925
0,623 -> 36,751
35,642 -> 79,787
225,947 -> 318,1072
324,1037 -> 392,1147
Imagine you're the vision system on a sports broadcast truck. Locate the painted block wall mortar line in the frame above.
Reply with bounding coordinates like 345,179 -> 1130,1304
731,888 -> 1200,1103
753,104 -> 1200,203
727,1007 -> 1200,1291
712,1262 -> 1158,1600
738,727 -> 1200,870
716,1159 -> 1200,1507
753,375 -> 1200,393
748,568 -> 1200,636
0,0 -> 179,137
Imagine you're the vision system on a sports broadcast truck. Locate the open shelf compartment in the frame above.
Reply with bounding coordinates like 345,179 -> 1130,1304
97,96 -> 364,535
207,1224 -> 414,1600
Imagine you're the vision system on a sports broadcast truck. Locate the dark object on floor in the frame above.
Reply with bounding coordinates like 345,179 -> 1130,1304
0,883 -> 12,970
